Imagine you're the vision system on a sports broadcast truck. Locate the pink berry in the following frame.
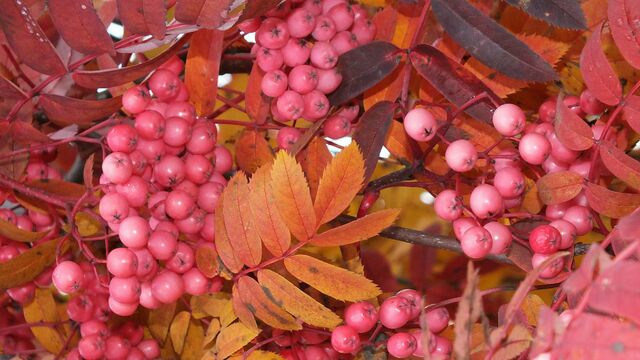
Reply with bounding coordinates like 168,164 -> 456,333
102,152 -> 133,184
323,115 -> 351,139
118,216 -> 150,248
327,3 -> 354,31
137,340 -> 160,359
493,167 -> 525,199
564,95 -> 584,116
148,230 -> 178,260
151,270 -> 185,304
303,90 -> 330,120
282,38 -> 312,68
176,208 -> 206,235
200,214 -> 215,242
165,242 -> 195,274
52,261 -> 84,294
312,16 -> 337,41
213,145 -> 233,174
197,181 -> 224,213
66,295 -> 95,322
331,31 -> 359,55
116,321 -> 144,346
344,301 -> 378,333
483,221 -> 512,255
351,19 -> 376,44
107,248 -> 138,278
148,69 -> 181,102
542,155 -> 569,174
404,108 -> 437,142
122,86 -> 151,114
303,345 -> 330,360
519,133 -> 551,165
109,276 -> 141,304
529,225 -> 561,254
136,138 -> 166,164
425,307 -> 449,333
387,332 -> 417,359
183,267 -> 210,296
165,101 -> 196,123
99,192 -> 130,224
277,127 -> 302,150
126,347 -> 146,360
331,325 -> 360,354
287,8 -> 316,37
396,289 -> 421,319
135,110 -> 165,140
434,189 -> 462,221
492,104 -> 525,136
316,68 -> 342,94
310,41 -> 339,69
256,47 -> 285,72
184,155 -> 213,184
492,148 -> 521,171
562,205 -> 592,235
237,18 -> 261,33
108,296 -> 138,316
289,65 -> 319,95
549,219 -> 577,249
186,123 -> 217,155
379,296 -> 412,329
580,89 -> 606,115
163,117 -> 192,147
115,175 -> 148,207
538,98 -> 557,123
165,190 -> 195,220
469,184 -> 504,219
81,320 -> 109,339
107,124 -> 138,153
445,140 -> 478,172
461,226 -> 493,259
277,90 -> 305,120
547,132 -> 579,163
159,55 -> 184,75
139,281 -> 161,309
78,334 -> 106,360
532,253 -> 564,278
256,18 -> 290,49
105,335 -> 131,360
262,70 -> 289,97
431,336 -> 452,357
7,282 -> 35,304
302,0 -> 323,15
453,217 -> 476,240
546,201 -> 572,219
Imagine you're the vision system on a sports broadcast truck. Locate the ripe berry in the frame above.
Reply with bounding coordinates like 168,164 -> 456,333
80,320 -> 109,338
277,90 -> 305,120
312,16 -> 337,41
135,110 -> 165,140
396,289 -> 421,319
302,90 -> 330,120
148,230 -> 178,260
547,132 -> 579,163
139,282 -> 161,309
118,216 -> 150,248
483,221 -> 512,255
197,182 -> 224,213
165,242 -> 195,274
310,41 -> 338,69
184,155 -> 213,184
546,201 -> 572,220
165,190 -> 196,220
431,336 -> 452,357
519,133 -> 551,165
99,192 -> 130,224
122,86 -> 151,115
386,332 -> 417,359
137,340 -> 160,359
213,145 -> 233,174
151,270 -> 185,304
105,335 -> 131,360
149,69 -> 181,101
287,8 -> 316,37
549,219 -> 577,249
186,123 -> 217,155
469,184 -> 504,219
379,296 -> 412,329
323,115 -> 351,139
66,295 -> 95,322
404,108 -> 437,142
453,217 -> 476,240
256,47 -> 285,72
256,18 -> 290,49
532,253 -> 564,278
183,268 -> 210,296
165,101 -> 196,123
282,38 -> 312,68
434,189 -> 462,221
344,301 -> 378,333
461,226 -> 493,259
7,282 -> 35,304
492,104 -> 525,136
351,19 -> 376,44
108,296 -> 138,316
136,138 -> 166,164
562,205 -> 592,235
331,31 -> 359,55
277,127 -> 302,150
163,117 -> 192,147
115,175 -> 149,207
107,248 -> 138,278
538,98 -> 556,123
580,89 -> 606,115
52,261 -> 84,294
445,140 -> 478,172
425,307 -> 450,333
262,70 -> 289,97
316,68 -> 342,94
493,167 -> 525,199
107,124 -> 138,153
78,334 -> 105,360
529,225 -> 561,254
330,325 -> 360,354
102,152 -> 133,184
109,276 -> 141,304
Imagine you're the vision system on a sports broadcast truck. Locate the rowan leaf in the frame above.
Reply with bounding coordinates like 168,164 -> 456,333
385,120 -> 416,162
245,65 -> 270,124
580,22 -> 622,106
504,0 -> 586,29
39,95 -> 122,127
608,0 -> 640,69
353,101 -> 396,185
175,0 -> 243,29
0,75 -> 27,100
257,269 -> 342,329
235,276 -> 301,330
453,263 -> 482,360
554,94 -> 594,151
237,0 -> 283,22
170,311 -> 191,354
185,29 -> 223,116
284,254 -> 381,302
203,318 -> 221,348
491,325 -> 533,360
599,141 -> 640,191
623,95 -> 640,133
0,237 -> 68,289
195,244 -> 220,278
232,284 -> 259,331
270,151 -> 316,241
215,194 -> 244,273
116,0 -> 166,38
536,171 -> 584,205
589,260 -> 640,326
0,218 -> 47,243
182,317 -> 205,359
23,288 -> 65,354
215,322 -> 260,359
298,136 -> 333,199
310,209 -> 400,247
48,0 -> 114,55
249,164 -> 291,257
223,173 -> 262,266
148,302 -> 177,343
190,292 -> 231,319
585,182 -> 640,218
328,41 -> 402,106
235,130 -> 274,175
432,0 -> 557,81
314,142 -> 364,226
243,350 -> 286,360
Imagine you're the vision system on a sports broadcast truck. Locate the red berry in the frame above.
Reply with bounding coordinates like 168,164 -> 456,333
310,41 -> 338,69
549,219 -> 577,249
519,133 -> 551,165
492,103 -> 525,136
344,301 -> 378,333
330,325 -> 360,354
434,189 -> 462,221
529,225 -> 561,254
52,261 -> 84,294
107,124 -> 138,153
386,332 -> 417,359
148,69 -> 181,102
78,334 -> 105,360
379,296 -> 412,329
562,205 -> 592,235
122,86 -> 151,115
323,115 -> 351,139
107,248 -> 138,278
134,110 -> 165,140
469,184 -> 504,219
493,167 -> 525,199
256,18 -> 290,49
461,226 -> 493,259
277,127 -> 302,150
151,270 -> 185,304
262,70 -> 289,98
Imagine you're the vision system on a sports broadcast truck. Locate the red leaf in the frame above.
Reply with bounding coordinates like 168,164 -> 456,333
48,0 -> 114,55
238,0 -> 282,22
506,240 -> 533,272
536,170 -> 584,205
116,0 -> 148,35
410,44 -> 502,124
142,0 -> 167,39
72,36 -> 189,88
623,95 -> 640,133
0,0 -> 66,75
185,29 -> 223,116
589,260 -> 640,325
175,0 -> 242,29
328,41 -> 402,106
580,22 -> 622,105
554,94 -> 594,151
0,75 -> 27,100
608,0 -> 640,69
599,141 -> 640,191
585,182 -> 640,218
39,95 -> 122,126
362,248 -> 400,293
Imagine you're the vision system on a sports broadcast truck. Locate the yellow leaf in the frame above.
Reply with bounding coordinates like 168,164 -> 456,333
223,173 -> 262,266
214,198 -> 244,273
284,255 -> 381,302
298,136 -> 333,200
235,130 -> 274,174
0,237 -> 68,289
232,284 -> 258,331
0,217 -> 47,243
23,288 -> 65,354
203,319 -> 221,348
220,299 -> 238,328
244,351 -> 286,360
491,325 -> 532,360
520,294 -> 546,327
310,209 -> 400,247
191,293 -> 231,319
215,322 -> 260,359
181,318 -> 205,360
521,177 -> 543,215
74,211 -> 102,237
148,302 -> 177,343
235,276 -> 301,330
314,142 -> 364,226
257,269 -> 342,329
270,151 -> 316,240
249,164 -> 291,257
170,311 -> 191,355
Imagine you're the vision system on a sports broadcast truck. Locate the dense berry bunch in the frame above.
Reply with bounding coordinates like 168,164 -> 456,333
239,0 -> 376,149
404,91 -> 604,277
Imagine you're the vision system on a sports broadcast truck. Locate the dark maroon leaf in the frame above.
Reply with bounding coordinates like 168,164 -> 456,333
352,101 -> 396,185
580,22 -> 622,106
238,0 -> 283,22
608,0 -> 640,69
504,0 -> 586,30
0,76 -> 27,100
409,44 -> 502,123
328,41 -> 402,106
48,0 -> 115,55
0,0 -> 66,75
589,260 -> 640,326
362,248 -> 399,293
117,0 -> 167,38
175,0 -> 241,29
72,35 -> 189,88
39,94 -> 122,126
506,240 -> 533,272
431,0 -> 558,81
554,93 -> 594,151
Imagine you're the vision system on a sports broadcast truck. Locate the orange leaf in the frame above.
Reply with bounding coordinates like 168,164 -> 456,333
148,302 -> 177,343
284,255 -> 381,302
181,317 -> 205,359
599,141 -> 640,191
385,120 -> 415,162
223,173 -> 262,266
245,65 -> 270,123
536,171 -> 584,205
310,209 -> 400,247
203,318 -> 221,348
298,136 -> 333,199
270,151 -> 316,241
23,288 -> 66,354
235,130 -> 274,175
235,276 -> 301,330
190,293 -> 230,319
232,284 -> 258,330
0,217 -> 48,243
195,245 -> 220,278
257,269 -> 342,329
314,142 -> 364,226
0,237 -> 68,289
521,177 -> 543,215
214,200 -> 244,273
185,29 -> 223,116
170,311 -> 191,354
585,183 -> 640,218
249,164 -> 291,257
215,322 -> 260,359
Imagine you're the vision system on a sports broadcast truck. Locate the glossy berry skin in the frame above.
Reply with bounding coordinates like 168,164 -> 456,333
78,334 -> 105,360
492,104 -> 525,136
580,89 -> 606,115
344,301 -> 378,333
186,124 -> 216,155
396,289 -> 421,319
546,202 -> 572,220
80,320 -> 109,338
538,98 -> 556,123
425,307 -> 450,333
529,225 -> 561,255
198,182 -> 224,213
183,268 -> 209,296
139,282 -> 161,309
184,155 -> 213,184
445,140 -> 478,172
404,108 -> 437,142
164,117 -> 192,147
118,216 -> 150,248
379,296 -> 412,329
303,90 -> 330,120
99,192 -> 130,224
116,175 -> 149,207
151,271 -> 185,304
261,70 -> 289,97
431,336 -> 452,357
323,115 -> 351,139
287,8 -> 316,38
122,86 -> 151,114
256,47 -> 284,72
453,217 -> 476,240
135,110 -> 165,140
470,184 -> 504,219
138,340 -> 161,359
277,90 -> 305,120
312,16 -> 337,41
519,133 -> 551,165
107,248 -> 138,278
102,152 -> 133,184
316,68 -> 342,94
147,230 -> 178,260
107,124 -> 138,153
109,276 -> 141,304
387,332 -> 417,359
165,190 -> 196,220
331,31 -> 359,55
52,261 -> 84,294
549,219 -> 577,249
351,18 -> 376,44
563,205 -> 593,235
461,226 -> 493,259
165,242 -> 195,274
483,221 -> 512,255
434,189 -> 462,221
532,253 -> 564,278
277,127 -> 302,150
256,18 -> 290,49
108,296 -> 138,316
331,325 -> 360,354
493,167 -> 525,199
310,41 -> 338,69
282,38 -> 311,68
149,69 -> 181,101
